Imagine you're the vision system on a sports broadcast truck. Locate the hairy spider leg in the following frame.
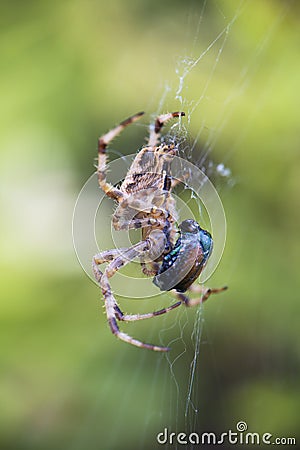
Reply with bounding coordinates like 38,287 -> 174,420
112,216 -> 166,231
97,111 -> 145,200
93,248 -> 129,281
170,170 -> 191,189
93,240 -> 171,351
93,248 -> 227,351
175,284 -> 228,307
148,111 -> 185,148
112,203 -> 171,231
93,249 -> 182,321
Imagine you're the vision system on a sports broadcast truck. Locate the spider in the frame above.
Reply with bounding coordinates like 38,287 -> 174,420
92,112 -> 227,351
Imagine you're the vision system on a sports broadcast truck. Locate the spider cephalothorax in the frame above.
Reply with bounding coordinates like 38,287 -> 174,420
92,112 -> 227,351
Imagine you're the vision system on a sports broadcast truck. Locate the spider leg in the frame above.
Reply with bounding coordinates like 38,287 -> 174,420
118,283 -> 226,322
112,216 -> 165,231
148,111 -> 185,147
93,240 -> 170,352
175,284 -> 228,307
171,171 -> 190,189
94,248 -> 129,264
93,248 -> 129,282
119,300 -> 182,322
112,205 -> 172,230
140,261 -> 160,277
92,243 -> 147,286
97,111 -> 144,201
119,284 -> 227,322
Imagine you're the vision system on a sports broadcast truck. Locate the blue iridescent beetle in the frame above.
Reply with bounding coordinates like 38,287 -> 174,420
153,219 -> 213,292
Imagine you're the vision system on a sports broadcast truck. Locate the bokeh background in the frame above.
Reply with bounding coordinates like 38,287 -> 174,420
1,0 -> 299,449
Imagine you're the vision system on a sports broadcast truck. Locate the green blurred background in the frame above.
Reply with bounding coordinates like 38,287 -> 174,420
1,0 -> 300,449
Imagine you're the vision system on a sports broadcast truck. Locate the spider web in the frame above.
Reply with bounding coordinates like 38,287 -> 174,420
71,1 -> 293,449
146,1 -> 245,439
125,1 -> 291,448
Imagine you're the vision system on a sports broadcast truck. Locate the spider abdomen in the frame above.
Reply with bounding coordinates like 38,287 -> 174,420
153,219 -> 213,292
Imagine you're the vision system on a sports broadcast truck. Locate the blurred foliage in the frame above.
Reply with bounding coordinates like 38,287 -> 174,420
1,0 -> 300,449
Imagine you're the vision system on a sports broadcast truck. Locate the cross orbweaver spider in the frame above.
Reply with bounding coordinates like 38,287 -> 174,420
92,112 -> 227,351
